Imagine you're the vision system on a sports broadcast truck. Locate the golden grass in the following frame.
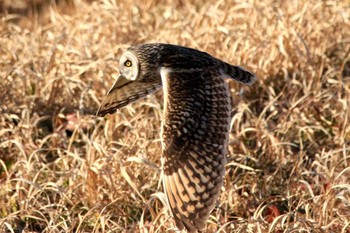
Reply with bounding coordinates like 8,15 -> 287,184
1,0 -> 350,232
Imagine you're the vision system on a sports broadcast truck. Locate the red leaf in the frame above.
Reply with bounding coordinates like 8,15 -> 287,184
264,204 -> 281,223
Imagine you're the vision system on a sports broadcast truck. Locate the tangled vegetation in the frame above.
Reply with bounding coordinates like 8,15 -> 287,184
1,0 -> 349,232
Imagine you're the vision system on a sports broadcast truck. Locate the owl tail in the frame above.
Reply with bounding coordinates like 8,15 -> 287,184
222,62 -> 256,85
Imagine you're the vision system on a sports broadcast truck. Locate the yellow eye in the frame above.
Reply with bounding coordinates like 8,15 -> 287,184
124,60 -> 132,67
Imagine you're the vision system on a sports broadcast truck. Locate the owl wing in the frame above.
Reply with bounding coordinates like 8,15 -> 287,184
160,68 -> 232,232
96,75 -> 162,116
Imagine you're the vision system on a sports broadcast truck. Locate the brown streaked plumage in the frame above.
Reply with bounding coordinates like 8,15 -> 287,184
97,43 -> 255,232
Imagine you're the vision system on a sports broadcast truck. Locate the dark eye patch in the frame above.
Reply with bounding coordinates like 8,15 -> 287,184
124,60 -> 132,67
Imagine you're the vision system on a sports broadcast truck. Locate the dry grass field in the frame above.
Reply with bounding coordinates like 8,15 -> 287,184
1,0 -> 350,232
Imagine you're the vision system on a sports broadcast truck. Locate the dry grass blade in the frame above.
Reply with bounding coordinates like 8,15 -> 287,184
120,162 -> 147,204
126,156 -> 160,171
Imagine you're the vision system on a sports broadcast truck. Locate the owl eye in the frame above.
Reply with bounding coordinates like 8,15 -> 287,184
124,60 -> 132,67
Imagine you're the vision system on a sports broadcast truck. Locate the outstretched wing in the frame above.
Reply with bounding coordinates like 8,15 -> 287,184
96,75 -> 162,116
160,68 -> 232,232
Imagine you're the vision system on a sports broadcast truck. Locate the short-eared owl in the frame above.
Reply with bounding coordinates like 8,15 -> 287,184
97,43 -> 255,232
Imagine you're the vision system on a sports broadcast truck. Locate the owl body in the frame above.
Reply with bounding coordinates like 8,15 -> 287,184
97,43 -> 255,232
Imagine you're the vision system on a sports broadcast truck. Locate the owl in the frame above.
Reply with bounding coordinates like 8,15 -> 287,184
97,43 -> 255,232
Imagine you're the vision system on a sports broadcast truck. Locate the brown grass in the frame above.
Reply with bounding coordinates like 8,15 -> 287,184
1,0 -> 350,232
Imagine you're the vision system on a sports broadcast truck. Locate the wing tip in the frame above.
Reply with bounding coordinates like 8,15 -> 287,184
95,102 -> 119,117
95,109 -> 113,117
